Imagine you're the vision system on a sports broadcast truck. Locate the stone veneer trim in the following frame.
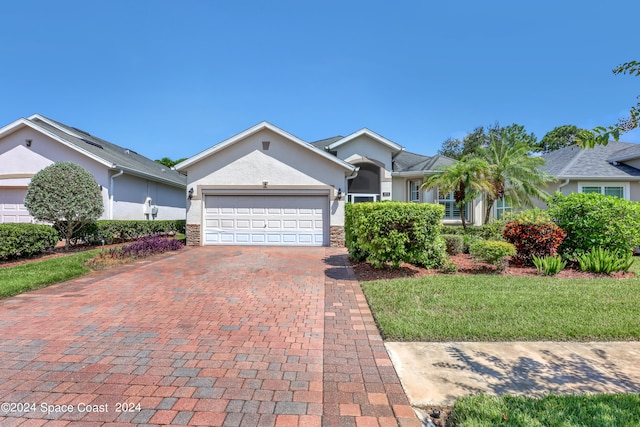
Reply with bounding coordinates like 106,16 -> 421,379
186,223 -> 201,246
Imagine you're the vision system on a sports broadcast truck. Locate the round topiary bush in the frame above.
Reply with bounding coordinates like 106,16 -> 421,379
24,162 -> 104,248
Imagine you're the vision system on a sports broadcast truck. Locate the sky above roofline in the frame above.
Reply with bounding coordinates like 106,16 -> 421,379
1,1 -> 638,162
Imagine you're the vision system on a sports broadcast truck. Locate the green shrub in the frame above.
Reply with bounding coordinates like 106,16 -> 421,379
442,221 -> 506,240
0,223 -> 59,260
462,234 -> 482,254
532,255 -> 567,276
470,240 -> 516,272
345,202 -> 446,269
577,247 -> 634,275
24,162 -> 103,248
443,234 -> 464,255
438,258 -> 459,274
548,192 -> 640,258
503,208 -> 566,266
73,220 -> 186,244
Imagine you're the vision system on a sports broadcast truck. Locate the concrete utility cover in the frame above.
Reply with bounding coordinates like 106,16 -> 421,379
386,341 -> 640,406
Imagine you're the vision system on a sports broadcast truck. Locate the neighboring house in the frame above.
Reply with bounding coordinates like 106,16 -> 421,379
0,114 -> 186,223
176,121 -> 484,248
538,141 -> 640,204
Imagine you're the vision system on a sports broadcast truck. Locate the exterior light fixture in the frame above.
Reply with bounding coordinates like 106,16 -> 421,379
262,180 -> 269,188
26,139 -> 32,147
188,188 -> 194,200
337,188 -> 342,199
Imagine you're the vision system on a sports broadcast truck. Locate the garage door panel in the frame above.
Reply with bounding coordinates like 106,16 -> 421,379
0,189 -> 33,224
204,195 -> 326,246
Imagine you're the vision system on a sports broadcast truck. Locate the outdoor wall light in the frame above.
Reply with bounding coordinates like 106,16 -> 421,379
26,139 -> 32,147
262,180 -> 269,188
337,188 -> 343,199
188,188 -> 194,200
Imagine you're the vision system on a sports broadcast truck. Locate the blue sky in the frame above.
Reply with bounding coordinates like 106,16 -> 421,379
1,1 -> 639,161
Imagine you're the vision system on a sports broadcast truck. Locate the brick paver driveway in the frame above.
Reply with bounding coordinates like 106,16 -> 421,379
0,247 -> 418,426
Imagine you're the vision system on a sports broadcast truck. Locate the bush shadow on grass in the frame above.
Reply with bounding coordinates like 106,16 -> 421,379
433,345 -> 640,404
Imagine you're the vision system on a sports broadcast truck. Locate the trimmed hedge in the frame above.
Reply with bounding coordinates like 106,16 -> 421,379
441,221 -> 506,241
67,220 -> 186,245
0,223 -> 59,260
548,193 -> 640,258
345,202 -> 446,269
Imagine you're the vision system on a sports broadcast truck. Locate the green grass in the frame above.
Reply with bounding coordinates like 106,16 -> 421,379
0,250 -> 101,299
361,274 -> 640,341
449,393 -> 640,426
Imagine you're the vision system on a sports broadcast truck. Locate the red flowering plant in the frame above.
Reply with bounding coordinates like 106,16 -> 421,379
502,208 -> 566,266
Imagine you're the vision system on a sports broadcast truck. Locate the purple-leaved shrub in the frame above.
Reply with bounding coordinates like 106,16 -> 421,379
108,235 -> 183,259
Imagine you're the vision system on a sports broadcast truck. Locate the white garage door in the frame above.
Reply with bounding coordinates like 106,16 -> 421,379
204,195 -> 326,246
0,189 -> 32,223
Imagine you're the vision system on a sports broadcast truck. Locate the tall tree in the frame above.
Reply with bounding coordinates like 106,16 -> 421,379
537,125 -> 589,153
479,131 -> 552,224
437,126 -> 490,160
420,157 -> 493,230
438,123 -> 536,159
577,60 -> 640,148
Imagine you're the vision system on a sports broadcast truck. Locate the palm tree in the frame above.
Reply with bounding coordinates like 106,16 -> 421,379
421,157 -> 493,230
479,131 -> 552,224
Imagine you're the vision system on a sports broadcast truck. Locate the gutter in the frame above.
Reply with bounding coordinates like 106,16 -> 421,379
109,169 -> 124,219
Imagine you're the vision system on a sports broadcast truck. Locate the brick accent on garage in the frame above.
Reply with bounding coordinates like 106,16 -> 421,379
186,223 -> 201,246
330,226 -> 345,247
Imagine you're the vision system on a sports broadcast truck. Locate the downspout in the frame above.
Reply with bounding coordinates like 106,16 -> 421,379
345,167 -> 359,202
109,169 -> 124,219
557,178 -> 570,192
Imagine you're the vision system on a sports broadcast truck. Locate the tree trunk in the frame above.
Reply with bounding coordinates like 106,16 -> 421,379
483,197 -> 495,225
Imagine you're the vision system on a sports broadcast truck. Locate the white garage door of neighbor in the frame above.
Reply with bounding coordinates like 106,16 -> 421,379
204,195 -> 326,246
0,189 -> 32,223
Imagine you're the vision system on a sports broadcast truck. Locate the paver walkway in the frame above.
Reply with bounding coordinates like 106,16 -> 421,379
0,247 -> 419,426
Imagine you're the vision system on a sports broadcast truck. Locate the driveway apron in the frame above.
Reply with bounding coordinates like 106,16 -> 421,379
0,247 -> 418,426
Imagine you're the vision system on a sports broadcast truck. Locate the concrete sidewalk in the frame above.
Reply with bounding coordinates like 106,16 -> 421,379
386,341 -> 640,407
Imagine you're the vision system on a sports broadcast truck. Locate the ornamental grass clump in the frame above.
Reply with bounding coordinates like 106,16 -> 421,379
532,255 -> 567,276
502,209 -> 566,266
577,247 -> 634,275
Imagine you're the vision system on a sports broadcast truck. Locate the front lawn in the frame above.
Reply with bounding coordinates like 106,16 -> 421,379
0,249 -> 101,299
449,393 -> 640,426
361,274 -> 640,341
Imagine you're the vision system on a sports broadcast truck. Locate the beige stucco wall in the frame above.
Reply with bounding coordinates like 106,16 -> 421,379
111,173 -> 185,220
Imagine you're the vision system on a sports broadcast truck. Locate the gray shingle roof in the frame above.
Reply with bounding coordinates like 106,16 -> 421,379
309,136 -> 344,150
29,116 -> 186,187
392,151 -> 455,172
541,141 -> 640,178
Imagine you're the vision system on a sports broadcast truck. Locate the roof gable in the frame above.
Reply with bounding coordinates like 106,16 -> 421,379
326,128 -> 403,153
176,121 -> 355,172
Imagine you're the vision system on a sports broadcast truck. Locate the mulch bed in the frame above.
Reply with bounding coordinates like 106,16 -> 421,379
352,253 -> 634,281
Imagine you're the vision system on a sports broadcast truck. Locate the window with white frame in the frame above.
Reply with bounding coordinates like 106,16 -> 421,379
438,190 -> 469,220
408,180 -> 421,202
495,198 -> 512,220
578,182 -> 628,199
